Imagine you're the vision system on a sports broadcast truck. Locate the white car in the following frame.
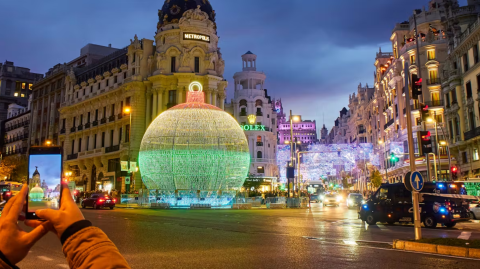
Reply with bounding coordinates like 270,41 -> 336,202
471,204 -> 480,219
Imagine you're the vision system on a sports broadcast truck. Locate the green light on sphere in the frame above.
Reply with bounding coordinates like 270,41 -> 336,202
139,83 -> 250,206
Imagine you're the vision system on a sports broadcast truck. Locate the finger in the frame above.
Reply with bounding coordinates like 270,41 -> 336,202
60,182 -> 74,209
24,219 -> 45,228
6,185 -> 28,221
23,221 -> 51,247
35,209 -> 57,222
1,194 -> 17,217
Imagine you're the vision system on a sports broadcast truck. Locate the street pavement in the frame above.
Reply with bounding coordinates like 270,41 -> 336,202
17,202 -> 480,268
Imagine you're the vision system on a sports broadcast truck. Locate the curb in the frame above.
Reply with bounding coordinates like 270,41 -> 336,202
393,240 -> 480,259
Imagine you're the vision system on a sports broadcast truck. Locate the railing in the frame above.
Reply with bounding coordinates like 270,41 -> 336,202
427,78 -> 442,85
424,100 -> 444,107
100,118 -> 107,124
384,118 -> 394,130
67,153 -> 78,160
93,120 -> 98,127
118,113 -> 123,120
70,127 -> 76,133
3,147 -> 28,156
105,145 -> 120,153
109,115 -> 115,122
85,122 -> 90,129
77,125 -> 83,131
256,142 -> 264,146
256,112 -> 263,116
464,126 -> 480,141
239,111 -> 247,116
60,128 -> 66,134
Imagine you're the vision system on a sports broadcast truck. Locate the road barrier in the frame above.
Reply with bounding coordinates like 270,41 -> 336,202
393,240 -> 480,258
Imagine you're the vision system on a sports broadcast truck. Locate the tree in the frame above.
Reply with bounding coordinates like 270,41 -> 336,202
0,155 -> 28,183
370,170 -> 383,189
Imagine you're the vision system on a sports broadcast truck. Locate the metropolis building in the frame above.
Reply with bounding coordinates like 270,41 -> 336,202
59,0 -> 227,192
225,52 -> 279,189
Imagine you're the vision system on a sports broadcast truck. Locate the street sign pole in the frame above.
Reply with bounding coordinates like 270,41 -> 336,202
404,61 -> 422,240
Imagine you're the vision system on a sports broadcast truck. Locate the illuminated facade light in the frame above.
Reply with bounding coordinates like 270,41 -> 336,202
139,82 -> 250,206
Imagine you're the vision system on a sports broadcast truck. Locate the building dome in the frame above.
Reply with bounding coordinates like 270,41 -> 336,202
139,82 -> 249,206
30,184 -> 44,202
158,0 -> 215,28
32,167 -> 40,177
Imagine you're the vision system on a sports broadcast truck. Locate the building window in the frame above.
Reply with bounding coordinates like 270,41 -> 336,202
102,132 -> 105,147
474,45 -> 479,64
463,53 -> 469,72
14,93 -> 18,97
427,50 -> 435,60
194,57 -> 200,73
257,151 -> 263,158
257,136 -> 262,142
474,148 -> 479,161
71,139 -> 75,154
114,76 -> 118,84
119,127 -> 122,144
435,114 -> 443,123
410,55 -> 416,65
86,136 -> 90,151
429,70 -> 438,84
168,90 -> 177,105
95,109 -> 98,120
257,166 -> 265,174
78,138 -> 82,152
462,151 -> 468,163
110,130 -> 114,146
466,81 -> 473,98
21,83 -> 26,89
94,134 -> 97,149
21,94 -> 24,97
171,56 -> 176,73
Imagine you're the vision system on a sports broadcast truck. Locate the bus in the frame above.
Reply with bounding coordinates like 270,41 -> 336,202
0,181 -> 23,202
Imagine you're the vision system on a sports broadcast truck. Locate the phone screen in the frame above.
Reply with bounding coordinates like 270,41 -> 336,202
28,154 -> 62,212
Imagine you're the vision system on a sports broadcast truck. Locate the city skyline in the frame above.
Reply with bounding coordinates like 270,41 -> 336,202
0,0 -> 465,130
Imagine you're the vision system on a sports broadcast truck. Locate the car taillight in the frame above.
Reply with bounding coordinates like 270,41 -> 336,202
99,199 -> 104,202
6,192 -> 11,196
113,199 -> 116,203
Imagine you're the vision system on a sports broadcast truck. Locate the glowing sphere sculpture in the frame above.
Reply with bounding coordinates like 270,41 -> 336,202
139,82 -> 250,205
30,185 -> 44,202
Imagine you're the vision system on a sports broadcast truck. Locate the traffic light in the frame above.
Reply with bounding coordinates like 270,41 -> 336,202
420,103 -> 429,121
411,74 -> 422,100
389,153 -> 399,162
451,166 -> 458,180
417,131 -> 432,155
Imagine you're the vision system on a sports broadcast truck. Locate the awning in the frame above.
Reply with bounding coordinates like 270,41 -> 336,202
422,193 -> 480,200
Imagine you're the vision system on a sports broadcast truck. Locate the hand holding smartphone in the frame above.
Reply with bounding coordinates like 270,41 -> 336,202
26,146 -> 63,219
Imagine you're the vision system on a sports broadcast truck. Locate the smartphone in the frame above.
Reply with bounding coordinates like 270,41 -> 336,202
26,146 -> 63,219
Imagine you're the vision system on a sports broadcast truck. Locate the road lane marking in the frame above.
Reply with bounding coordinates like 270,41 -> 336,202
458,231 -> 472,240
343,240 -> 358,245
37,256 -> 53,261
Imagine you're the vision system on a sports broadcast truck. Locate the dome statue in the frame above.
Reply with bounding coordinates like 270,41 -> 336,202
139,82 -> 250,206
158,0 -> 215,29
30,184 -> 44,202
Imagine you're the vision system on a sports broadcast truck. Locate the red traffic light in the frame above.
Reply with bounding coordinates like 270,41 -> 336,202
421,131 -> 431,140
451,166 -> 458,172
415,78 -> 422,86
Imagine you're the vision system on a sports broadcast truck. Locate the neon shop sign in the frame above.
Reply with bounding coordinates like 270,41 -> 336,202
241,125 -> 266,131
183,33 -> 210,43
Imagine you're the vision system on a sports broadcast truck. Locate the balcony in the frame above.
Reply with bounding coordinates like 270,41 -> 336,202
427,78 -> 442,85
384,118 -> 394,130
85,122 -> 91,129
118,113 -> 123,120
256,142 -> 264,146
359,129 -> 366,134
256,112 -> 263,116
239,111 -> 247,116
67,153 -> 78,160
100,118 -> 107,124
70,127 -> 76,133
77,125 -> 83,131
60,128 -> 66,134
464,126 -> 480,141
93,120 -> 98,127
424,100 -> 444,108
105,145 -> 120,153
109,115 -> 115,122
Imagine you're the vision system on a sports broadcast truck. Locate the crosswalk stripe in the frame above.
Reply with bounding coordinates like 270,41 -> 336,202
458,231 -> 472,240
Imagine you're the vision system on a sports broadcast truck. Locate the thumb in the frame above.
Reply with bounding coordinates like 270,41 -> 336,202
35,209 -> 58,222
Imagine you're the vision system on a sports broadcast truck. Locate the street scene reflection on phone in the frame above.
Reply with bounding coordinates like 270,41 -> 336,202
28,154 -> 62,211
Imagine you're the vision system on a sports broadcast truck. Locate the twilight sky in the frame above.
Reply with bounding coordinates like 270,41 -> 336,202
29,155 -> 62,189
0,0 -> 468,132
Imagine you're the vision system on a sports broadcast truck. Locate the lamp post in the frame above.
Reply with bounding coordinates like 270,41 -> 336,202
427,115 -> 441,181
124,107 -> 132,193
287,111 -> 300,197
378,139 -> 388,183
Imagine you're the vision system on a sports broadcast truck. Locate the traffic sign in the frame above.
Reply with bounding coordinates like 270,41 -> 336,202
410,171 -> 424,192
404,172 -> 412,191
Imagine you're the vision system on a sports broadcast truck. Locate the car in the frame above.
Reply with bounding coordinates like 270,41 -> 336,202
471,204 -> 480,220
0,181 -> 22,202
323,193 -> 342,206
81,193 -> 116,209
346,193 -> 364,209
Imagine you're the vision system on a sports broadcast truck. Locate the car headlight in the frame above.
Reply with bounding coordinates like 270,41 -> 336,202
336,196 -> 342,202
361,200 -> 366,204
319,195 -> 324,200
347,199 -> 352,204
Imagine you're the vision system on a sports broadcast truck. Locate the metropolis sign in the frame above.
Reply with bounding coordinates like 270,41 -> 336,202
241,125 -> 266,131
183,33 -> 210,43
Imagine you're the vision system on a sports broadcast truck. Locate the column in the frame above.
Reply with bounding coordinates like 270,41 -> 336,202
157,89 -> 163,116
152,91 -> 158,120
212,91 -> 217,107
456,85 -> 467,140
146,93 -> 152,125
177,88 -> 183,104
206,89 -> 212,104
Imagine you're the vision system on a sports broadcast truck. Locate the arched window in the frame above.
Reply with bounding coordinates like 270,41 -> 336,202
257,151 -> 263,158
255,99 -> 263,107
239,99 -> 247,107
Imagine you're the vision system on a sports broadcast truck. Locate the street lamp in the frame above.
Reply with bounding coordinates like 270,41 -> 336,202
427,115 -> 441,181
124,107 -> 132,192
45,140 -> 52,146
64,171 -> 72,183
288,110 -> 300,197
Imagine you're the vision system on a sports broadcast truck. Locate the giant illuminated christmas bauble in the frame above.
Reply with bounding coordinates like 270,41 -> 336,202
30,184 -> 44,202
139,82 -> 250,199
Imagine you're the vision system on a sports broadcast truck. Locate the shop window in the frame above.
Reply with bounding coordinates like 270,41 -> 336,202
257,166 -> 264,173
427,50 -> 435,60
474,149 -> 479,161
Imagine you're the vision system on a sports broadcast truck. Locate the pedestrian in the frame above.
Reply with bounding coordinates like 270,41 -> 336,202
0,184 -> 130,269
